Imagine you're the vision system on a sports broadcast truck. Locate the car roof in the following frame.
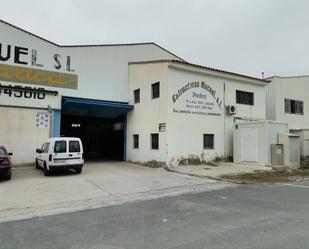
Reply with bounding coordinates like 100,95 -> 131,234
47,137 -> 81,142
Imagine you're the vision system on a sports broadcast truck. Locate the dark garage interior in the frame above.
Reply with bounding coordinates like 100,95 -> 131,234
60,97 -> 134,161
61,115 -> 125,160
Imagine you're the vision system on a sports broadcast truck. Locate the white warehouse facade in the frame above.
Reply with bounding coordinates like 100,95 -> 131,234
0,20 -> 180,165
0,19 -> 269,166
127,60 -> 268,166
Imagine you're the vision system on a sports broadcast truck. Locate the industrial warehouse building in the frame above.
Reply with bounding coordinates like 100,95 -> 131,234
0,19 -> 181,164
127,60 -> 267,165
0,19 -> 290,167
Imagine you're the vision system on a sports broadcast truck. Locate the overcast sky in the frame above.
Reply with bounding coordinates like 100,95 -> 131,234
1,0 -> 308,78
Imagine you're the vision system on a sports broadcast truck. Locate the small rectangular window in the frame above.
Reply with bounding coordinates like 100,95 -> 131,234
203,134 -> 214,150
133,134 -> 139,149
134,89 -> 140,103
285,98 -> 304,115
236,90 -> 254,105
69,141 -> 80,152
151,133 -> 159,150
54,141 -> 67,153
152,82 -> 160,99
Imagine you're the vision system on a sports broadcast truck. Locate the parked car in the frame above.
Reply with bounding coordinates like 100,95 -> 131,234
35,137 -> 84,176
0,145 -> 13,180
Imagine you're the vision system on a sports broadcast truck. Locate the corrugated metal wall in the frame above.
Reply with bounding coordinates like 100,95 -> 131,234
0,20 -> 181,104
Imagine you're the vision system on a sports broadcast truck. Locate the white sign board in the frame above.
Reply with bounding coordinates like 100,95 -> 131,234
0,83 -> 60,109
35,112 -> 49,128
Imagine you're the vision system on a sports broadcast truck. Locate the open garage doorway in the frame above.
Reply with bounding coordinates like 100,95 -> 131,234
60,97 -> 134,161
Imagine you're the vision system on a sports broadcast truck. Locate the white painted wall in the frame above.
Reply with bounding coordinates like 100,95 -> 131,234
224,79 -> 267,157
291,129 -> 309,157
266,76 -> 309,130
279,133 -> 300,169
63,45 -> 180,102
265,80 -> 277,121
0,106 -> 50,165
127,61 -> 268,166
0,21 -> 180,165
127,63 -> 169,163
167,66 -> 225,165
0,20 -> 180,106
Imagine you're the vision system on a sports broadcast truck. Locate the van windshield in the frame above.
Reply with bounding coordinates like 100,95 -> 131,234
54,141 -> 67,153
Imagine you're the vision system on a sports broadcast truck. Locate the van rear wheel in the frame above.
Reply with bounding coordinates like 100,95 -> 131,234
75,168 -> 82,174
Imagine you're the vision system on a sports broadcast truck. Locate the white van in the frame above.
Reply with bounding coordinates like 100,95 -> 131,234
35,137 -> 84,176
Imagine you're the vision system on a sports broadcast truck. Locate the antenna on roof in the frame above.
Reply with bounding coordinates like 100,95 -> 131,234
262,72 -> 265,79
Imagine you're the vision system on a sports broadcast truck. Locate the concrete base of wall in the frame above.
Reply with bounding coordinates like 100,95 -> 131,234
0,106 -> 50,165
301,156 -> 309,169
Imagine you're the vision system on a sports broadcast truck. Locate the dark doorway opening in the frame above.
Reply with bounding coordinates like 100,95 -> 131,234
61,114 -> 124,160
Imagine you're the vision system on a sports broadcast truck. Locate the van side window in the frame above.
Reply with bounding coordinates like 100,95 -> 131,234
54,141 -> 67,153
69,141 -> 80,152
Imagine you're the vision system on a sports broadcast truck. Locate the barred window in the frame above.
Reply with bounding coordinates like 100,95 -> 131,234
203,134 -> 214,150
285,99 -> 303,115
236,90 -> 254,105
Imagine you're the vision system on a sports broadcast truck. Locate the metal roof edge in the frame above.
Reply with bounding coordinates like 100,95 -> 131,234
0,19 -> 185,61
62,42 -> 154,48
129,59 -> 269,84
129,59 -> 173,65
170,60 -> 269,84
151,44 -> 186,62
267,75 -> 309,79
0,19 -> 60,47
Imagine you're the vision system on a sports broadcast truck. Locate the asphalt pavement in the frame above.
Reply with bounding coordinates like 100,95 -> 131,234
1,182 -> 309,249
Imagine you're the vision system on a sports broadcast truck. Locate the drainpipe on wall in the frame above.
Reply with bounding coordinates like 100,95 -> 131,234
223,82 -> 226,158
123,114 -> 127,161
48,105 -> 54,138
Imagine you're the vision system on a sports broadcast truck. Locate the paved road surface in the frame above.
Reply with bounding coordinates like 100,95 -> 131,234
1,182 -> 309,249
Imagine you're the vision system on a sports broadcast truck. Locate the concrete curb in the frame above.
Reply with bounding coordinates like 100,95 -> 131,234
164,166 -> 224,182
12,163 -> 35,169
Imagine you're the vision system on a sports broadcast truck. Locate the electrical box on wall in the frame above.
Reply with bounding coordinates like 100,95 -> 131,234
279,133 -> 300,169
271,144 -> 284,165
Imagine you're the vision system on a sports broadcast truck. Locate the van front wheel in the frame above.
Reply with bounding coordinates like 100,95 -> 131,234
43,163 -> 51,176
35,159 -> 40,169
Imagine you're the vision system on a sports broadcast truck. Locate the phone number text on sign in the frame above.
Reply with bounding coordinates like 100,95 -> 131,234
0,83 -> 46,99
